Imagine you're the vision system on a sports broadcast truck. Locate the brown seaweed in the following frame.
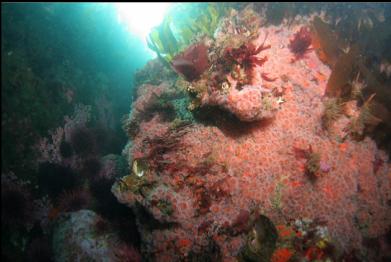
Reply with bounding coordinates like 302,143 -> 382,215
311,16 -> 345,68
325,45 -> 359,98
348,94 -> 383,140
356,60 -> 391,130
358,61 -> 391,115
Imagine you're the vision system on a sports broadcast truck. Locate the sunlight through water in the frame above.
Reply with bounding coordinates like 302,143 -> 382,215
113,3 -> 173,57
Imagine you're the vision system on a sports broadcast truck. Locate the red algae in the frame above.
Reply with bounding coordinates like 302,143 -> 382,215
172,42 -> 209,82
289,26 -> 312,62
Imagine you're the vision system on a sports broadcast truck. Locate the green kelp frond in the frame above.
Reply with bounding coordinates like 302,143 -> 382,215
147,3 -> 229,65
147,15 -> 181,65
190,4 -> 221,38
177,3 -> 228,43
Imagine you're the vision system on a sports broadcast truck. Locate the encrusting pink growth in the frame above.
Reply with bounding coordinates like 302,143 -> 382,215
222,85 -> 278,121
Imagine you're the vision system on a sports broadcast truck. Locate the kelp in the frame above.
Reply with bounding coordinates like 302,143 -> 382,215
147,16 -> 181,65
311,16 -> 346,68
147,3 -> 228,66
183,3 -> 224,39
325,45 -> 359,98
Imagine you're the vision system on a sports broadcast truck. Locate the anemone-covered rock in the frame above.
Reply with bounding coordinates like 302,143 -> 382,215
123,82 -> 179,139
117,11 -> 391,262
202,84 -> 278,122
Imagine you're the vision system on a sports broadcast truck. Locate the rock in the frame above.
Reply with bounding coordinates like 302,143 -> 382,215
52,210 -> 119,262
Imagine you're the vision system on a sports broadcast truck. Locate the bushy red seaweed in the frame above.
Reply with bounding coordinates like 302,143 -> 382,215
289,26 -> 312,62
171,42 -> 209,82
224,42 -> 270,75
